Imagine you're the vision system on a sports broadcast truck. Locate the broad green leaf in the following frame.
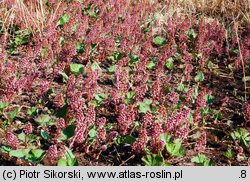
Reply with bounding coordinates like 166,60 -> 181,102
136,99 -> 152,114
57,157 -> 68,166
31,149 -> 45,159
40,129 -> 52,140
9,149 -> 30,159
35,114 -> 54,126
57,147 -> 78,166
91,61 -> 102,71
27,149 -> 45,163
186,28 -> 197,39
64,147 -> 78,166
205,94 -> 215,104
144,98 -> 153,105
160,134 -> 171,143
165,57 -> 174,69
166,139 -> 184,157
57,14 -> 70,26
235,128 -> 250,148
88,100 -> 98,108
150,57 -> 158,62
76,42 -> 85,53
127,91 -> 135,99
191,154 -> 213,166
107,65 -> 117,74
114,52 -> 122,61
230,132 -> 238,141
122,135 -> 136,144
28,134 -> 37,143
70,63 -> 84,76
0,102 -> 9,110
9,108 -> 21,120
204,159 -> 214,166
125,91 -> 135,105
224,148 -> 234,159
146,61 -> 155,69
88,127 -> 97,138
94,93 -> 108,103
18,132 -> 26,142
245,136 -> 250,142
59,125 -> 76,141
129,54 -> 139,62
207,61 -> 216,68
177,83 -> 185,92
27,107 -> 38,116
230,128 -> 249,142
197,53 -> 203,59
153,36 -> 166,46
55,104 -> 68,119
142,152 -> 168,166
191,154 -> 206,163
0,146 -> 12,153
194,72 -> 204,82
138,103 -> 151,114
15,37 -> 28,45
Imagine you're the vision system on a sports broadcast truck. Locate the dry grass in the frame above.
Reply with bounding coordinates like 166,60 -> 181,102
0,0 -> 63,36
0,0 -> 249,38
151,0 -> 249,35
175,0 -> 250,22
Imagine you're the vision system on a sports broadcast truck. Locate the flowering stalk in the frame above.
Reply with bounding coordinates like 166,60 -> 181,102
5,132 -> 19,149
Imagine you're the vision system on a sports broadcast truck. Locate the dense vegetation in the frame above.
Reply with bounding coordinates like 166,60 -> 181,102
0,0 -> 249,166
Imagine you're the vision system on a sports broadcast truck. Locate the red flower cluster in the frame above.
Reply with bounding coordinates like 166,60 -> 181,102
47,145 -> 58,159
164,108 -> 190,132
196,88 -> 207,108
23,122 -> 33,135
244,102 -> 250,123
5,132 -> 19,149
195,131 -> 207,152
131,128 -> 148,153
117,104 -> 135,135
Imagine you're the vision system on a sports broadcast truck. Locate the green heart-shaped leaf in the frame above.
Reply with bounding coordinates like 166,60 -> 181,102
9,149 -> 30,159
70,63 -> 84,76
57,14 -> 70,26
165,57 -> 174,69
153,36 -> 166,46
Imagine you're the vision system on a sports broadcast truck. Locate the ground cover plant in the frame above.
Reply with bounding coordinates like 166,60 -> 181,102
0,0 -> 249,166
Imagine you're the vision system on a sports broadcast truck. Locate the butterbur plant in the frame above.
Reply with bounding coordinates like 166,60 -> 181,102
195,131 -> 207,152
23,122 -> 33,135
5,131 -> 19,150
191,154 -> 214,166
244,102 -> 250,125
117,104 -> 135,135
0,0 -> 249,166
132,128 -> 148,154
